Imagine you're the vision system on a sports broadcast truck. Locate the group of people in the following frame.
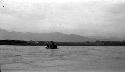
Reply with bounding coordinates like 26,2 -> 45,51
45,41 -> 58,49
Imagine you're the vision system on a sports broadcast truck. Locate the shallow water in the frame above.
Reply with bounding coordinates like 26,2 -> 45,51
0,46 -> 125,72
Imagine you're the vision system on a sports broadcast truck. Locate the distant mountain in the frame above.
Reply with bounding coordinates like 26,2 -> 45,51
88,35 -> 125,41
0,28 -> 124,42
0,29 -> 96,42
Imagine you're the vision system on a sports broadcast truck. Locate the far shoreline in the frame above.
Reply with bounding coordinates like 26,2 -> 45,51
0,40 -> 125,46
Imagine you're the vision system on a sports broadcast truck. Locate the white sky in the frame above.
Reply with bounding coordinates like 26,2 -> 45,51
0,0 -> 125,37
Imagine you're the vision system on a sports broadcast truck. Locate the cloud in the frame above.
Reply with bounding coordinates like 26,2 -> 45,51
0,0 -> 125,37
100,2 -> 125,37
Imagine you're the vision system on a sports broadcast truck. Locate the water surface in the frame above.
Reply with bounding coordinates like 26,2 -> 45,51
0,46 -> 125,72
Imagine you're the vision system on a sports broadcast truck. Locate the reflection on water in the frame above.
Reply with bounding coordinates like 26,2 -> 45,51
0,46 -> 125,72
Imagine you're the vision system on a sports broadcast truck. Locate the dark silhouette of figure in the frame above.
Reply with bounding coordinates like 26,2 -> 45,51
50,41 -> 58,49
46,41 -> 58,49
46,41 -> 50,49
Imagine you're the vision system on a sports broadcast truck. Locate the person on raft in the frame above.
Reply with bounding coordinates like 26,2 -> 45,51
46,41 -> 58,49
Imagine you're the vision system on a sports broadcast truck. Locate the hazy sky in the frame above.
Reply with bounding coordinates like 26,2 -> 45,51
0,0 -> 125,37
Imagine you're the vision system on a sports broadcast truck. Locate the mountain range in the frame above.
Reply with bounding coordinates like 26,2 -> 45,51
0,28 -> 124,42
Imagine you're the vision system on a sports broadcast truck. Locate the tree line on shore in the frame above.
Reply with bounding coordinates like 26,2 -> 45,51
0,40 -> 125,46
